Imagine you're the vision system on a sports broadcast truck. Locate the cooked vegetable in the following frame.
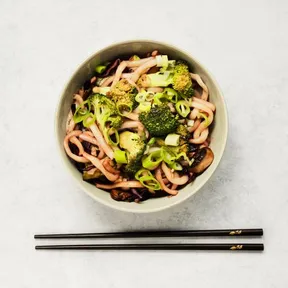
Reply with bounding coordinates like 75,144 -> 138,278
82,112 -> 96,128
89,94 -> 117,118
95,64 -> 108,74
92,86 -> 111,95
165,134 -> 180,146
176,100 -> 190,117
137,71 -> 173,88
82,168 -> 102,180
135,168 -> 161,191
180,143 -> 197,154
168,162 -> 183,171
147,137 -> 156,145
130,55 -> 140,61
110,189 -> 135,202
139,175 -> 161,191
143,71 -> 174,88
119,131 -> 143,152
136,61 -> 193,98
156,55 -> 169,67
198,112 -> 209,127
172,61 -> 194,97
73,100 -> 91,123
190,147 -> 214,173
88,93 -> 120,144
114,150 -> 128,164
139,104 -> 179,136
107,115 -> 123,129
161,145 -> 193,167
161,147 -> 177,165
163,88 -> 178,103
153,92 -> 175,105
110,79 -> 137,115
187,119 -> 195,127
142,150 -> 163,170
119,131 -> 146,175
138,102 -> 151,112
107,128 -> 119,146
135,89 -> 148,102
176,124 -> 189,138
124,151 -> 145,175
135,168 -> 153,180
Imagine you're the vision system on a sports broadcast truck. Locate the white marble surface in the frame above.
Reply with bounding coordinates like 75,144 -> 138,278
1,0 -> 288,287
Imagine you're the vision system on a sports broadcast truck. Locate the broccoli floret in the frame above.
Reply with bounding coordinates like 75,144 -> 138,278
137,61 -> 193,98
88,93 -> 122,137
124,151 -> 145,176
172,61 -> 194,97
89,93 -> 117,118
119,131 -> 146,176
176,124 -> 189,137
139,105 -> 179,137
119,131 -> 144,153
110,79 -> 137,113
107,115 -> 123,129
176,124 -> 190,144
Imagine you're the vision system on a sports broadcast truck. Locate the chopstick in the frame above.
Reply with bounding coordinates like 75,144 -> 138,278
34,228 -> 263,239
35,243 -> 264,251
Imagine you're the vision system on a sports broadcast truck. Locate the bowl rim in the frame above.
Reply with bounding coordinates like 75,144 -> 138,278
55,39 -> 228,213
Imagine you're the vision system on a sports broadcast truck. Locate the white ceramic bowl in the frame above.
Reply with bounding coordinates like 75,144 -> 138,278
55,40 -> 228,213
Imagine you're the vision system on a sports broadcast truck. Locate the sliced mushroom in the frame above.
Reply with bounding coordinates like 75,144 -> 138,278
188,143 -> 199,153
82,168 -> 102,181
110,189 -> 135,202
190,147 -> 214,174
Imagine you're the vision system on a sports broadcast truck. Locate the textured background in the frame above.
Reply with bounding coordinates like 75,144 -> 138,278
0,0 -> 287,287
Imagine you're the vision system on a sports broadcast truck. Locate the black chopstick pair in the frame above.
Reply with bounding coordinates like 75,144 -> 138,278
34,228 -> 264,251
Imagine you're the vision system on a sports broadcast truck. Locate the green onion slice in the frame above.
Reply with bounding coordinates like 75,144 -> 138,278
139,175 -> 161,191
106,127 -> 119,146
198,112 -> 209,127
176,152 -> 193,166
114,150 -> 128,164
135,90 -> 147,103
153,93 -> 165,105
116,102 -> 133,116
175,100 -> 190,117
138,102 -> 151,112
73,100 -> 91,123
135,169 -> 153,180
95,65 -> 107,74
145,92 -> 155,101
161,147 -> 176,165
82,113 -> 96,127
163,88 -> 178,103
142,150 -> 163,170
165,134 -> 180,146
147,137 -> 156,146
168,162 -> 183,171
